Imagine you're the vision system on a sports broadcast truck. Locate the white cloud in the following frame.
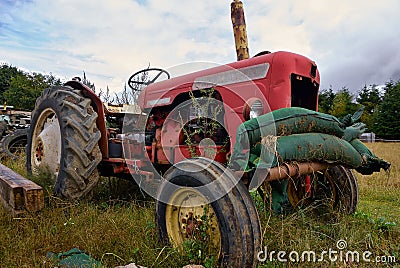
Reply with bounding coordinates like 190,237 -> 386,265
1,0 -> 400,94
246,0 -> 400,90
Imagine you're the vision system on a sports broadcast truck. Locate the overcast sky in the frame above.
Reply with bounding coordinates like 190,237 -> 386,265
1,0 -> 400,94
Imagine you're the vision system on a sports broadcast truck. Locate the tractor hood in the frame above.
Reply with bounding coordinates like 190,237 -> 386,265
138,51 -> 320,110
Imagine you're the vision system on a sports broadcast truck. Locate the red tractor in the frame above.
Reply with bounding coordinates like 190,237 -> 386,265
27,50 -> 345,265
25,2 -> 389,267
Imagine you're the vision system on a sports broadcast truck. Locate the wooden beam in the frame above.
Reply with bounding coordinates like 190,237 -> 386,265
0,164 -> 44,216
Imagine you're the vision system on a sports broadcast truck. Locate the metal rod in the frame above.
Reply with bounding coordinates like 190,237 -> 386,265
231,0 -> 249,61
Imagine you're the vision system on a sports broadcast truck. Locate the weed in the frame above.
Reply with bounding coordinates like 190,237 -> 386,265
355,211 -> 397,231
179,87 -> 228,158
180,206 -> 218,268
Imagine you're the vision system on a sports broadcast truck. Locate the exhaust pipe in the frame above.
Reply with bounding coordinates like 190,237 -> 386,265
231,0 -> 249,61
237,162 -> 332,190
266,162 -> 331,182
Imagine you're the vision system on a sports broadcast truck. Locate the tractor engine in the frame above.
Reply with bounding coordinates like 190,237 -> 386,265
143,91 -> 229,167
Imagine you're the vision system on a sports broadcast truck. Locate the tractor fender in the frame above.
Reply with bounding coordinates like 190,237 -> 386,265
64,80 -> 108,158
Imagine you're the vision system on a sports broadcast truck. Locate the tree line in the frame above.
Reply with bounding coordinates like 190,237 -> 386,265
318,82 -> 400,140
0,64 -> 140,109
0,64 -> 62,111
1,63 -> 399,139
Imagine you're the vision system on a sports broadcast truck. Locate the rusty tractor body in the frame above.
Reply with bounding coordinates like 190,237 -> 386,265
26,51 -> 325,267
25,2 -> 376,267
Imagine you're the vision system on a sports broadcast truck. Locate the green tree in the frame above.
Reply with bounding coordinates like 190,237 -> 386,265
356,84 -> 382,130
0,64 -> 24,104
372,80 -> 400,139
330,87 -> 360,118
3,72 -> 61,110
318,87 -> 335,113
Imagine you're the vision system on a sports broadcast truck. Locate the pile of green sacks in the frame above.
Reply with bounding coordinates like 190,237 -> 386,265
229,107 -> 391,213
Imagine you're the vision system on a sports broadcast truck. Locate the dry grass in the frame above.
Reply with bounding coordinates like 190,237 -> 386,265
257,142 -> 400,267
0,157 -> 183,268
356,143 -> 400,224
0,143 -> 399,267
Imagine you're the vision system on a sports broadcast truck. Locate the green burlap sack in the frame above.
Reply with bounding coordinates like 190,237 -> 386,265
342,122 -> 366,142
250,133 -> 363,170
269,180 -> 289,214
350,139 -> 391,175
230,107 -> 350,170
236,107 -> 346,144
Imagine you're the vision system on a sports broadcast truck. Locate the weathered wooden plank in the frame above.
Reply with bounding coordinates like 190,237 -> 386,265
0,163 -> 44,215
0,171 -> 24,210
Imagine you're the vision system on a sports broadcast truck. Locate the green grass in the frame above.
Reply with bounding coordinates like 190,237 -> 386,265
0,143 -> 399,267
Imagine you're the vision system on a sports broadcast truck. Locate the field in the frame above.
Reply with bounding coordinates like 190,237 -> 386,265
0,143 -> 399,267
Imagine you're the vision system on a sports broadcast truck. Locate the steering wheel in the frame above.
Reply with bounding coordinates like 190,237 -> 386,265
128,68 -> 170,91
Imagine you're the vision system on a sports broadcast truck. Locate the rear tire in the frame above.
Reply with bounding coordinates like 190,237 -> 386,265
26,86 -> 102,200
287,165 -> 358,214
0,128 -> 28,159
155,157 -> 261,267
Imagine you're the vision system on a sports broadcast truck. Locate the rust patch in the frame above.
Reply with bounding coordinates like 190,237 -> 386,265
231,0 -> 249,61
298,116 -> 307,126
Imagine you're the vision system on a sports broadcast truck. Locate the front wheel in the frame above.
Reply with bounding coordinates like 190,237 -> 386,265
26,86 -> 102,200
155,157 -> 261,267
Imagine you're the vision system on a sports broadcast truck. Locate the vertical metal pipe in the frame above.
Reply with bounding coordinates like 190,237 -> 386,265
231,0 -> 249,61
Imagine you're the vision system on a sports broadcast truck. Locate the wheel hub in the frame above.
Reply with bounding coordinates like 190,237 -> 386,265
165,188 -> 221,251
181,211 -> 200,237
35,140 -> 44,162
31,108 -> 62,179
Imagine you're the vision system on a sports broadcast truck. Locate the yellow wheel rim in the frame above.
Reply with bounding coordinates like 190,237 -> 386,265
165,187 -> 221,254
